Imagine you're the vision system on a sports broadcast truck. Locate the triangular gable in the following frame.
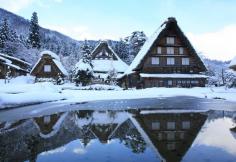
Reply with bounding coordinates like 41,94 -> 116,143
91,41 -> 119,60
124,17 -> 207,75
31,51 -> 68,76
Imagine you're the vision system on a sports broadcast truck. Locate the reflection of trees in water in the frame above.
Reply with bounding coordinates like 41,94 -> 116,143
113,119 -> 146,153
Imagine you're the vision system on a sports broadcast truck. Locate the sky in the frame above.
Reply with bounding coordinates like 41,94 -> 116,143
0,0 -> 236,61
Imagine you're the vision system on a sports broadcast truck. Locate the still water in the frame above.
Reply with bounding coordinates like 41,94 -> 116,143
0,109 -> 236,162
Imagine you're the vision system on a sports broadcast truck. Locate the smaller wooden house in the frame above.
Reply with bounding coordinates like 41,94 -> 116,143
30,50 -> 68,81
91,40 -> 128,83
229,56 -> 236,71
0,53 -> 31,79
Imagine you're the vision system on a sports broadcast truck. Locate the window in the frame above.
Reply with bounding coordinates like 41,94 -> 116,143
157,47 -> 162,54
182,121 -> 190,129
167,143 -> 176,150
167,122 -> 175,130
167,132 -> 175,140
182,58 -> 190,65
168,80 -> 173,86
151,122 -> 160,130
167,47 -> 174,54
167,58 -> 175,65
166,37 -> 175,44
151,57 -> 159,65
44,65 -> 51,72
158,133 -> 162,140
43,116 -> 51,124
179,47 -> 184,54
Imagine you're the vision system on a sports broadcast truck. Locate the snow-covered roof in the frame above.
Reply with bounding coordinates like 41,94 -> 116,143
229,56 -> 236,68
0,56 -> 28,72
52,59 -> 69,76
31,50 -> 68,76
91,41 -> 128,73
140,73 -> 208,78
74,59 -> 93,72
0,53 -> 31,66
40,50 -> 60,61
123,17 -> 206,76
92,59 -> 128,73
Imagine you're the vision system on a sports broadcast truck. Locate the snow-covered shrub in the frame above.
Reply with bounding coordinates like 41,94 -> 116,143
56,73 -> 64,85
225,70 -> 236,88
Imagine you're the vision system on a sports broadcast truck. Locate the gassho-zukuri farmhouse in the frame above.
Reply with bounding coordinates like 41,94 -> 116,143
119,17 -> 208,88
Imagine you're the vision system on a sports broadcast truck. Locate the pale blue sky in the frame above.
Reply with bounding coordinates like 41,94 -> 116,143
0,0 -> 236,60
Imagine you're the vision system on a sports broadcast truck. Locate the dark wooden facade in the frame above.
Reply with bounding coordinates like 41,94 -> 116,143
31,52 -> 67,81
0,53 -> 31,79
134,112 -> 207,162
121,17 -> 207,88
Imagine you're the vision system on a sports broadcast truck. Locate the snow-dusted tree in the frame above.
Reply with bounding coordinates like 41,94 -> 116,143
125,31 -> 147,64
225,70 -> 236,88
114,38 -> 129,63
72,41 -> 93,86
106,68 -> 118,85
28,12 -> 41,49
0,18 -> 10,49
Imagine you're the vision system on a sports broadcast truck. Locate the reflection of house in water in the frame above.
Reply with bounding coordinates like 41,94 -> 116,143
89,111 -> 129,144
130,110 -> 207,162
33,112 -> 66,138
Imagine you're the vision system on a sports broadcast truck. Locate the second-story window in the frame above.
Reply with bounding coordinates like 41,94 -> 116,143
167,47 -> 174,54
151,57 -> 159,65
182,58 -> 190,65
166,37 -> 175,44
157,46 -> 162,54
179,47 -> 184,54
167,57 -> 175,65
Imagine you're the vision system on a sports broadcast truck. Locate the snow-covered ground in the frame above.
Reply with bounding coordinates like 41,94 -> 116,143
0,76 -> 236,109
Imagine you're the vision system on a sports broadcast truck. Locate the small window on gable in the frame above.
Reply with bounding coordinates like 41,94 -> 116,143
166,37 -> 175,44
179,47 -> 184,54
167,47 -> 174,54
151,122 -> 160,130
44,65 -> 51,72
182,58 -> 190,65
167,57 -> 175,65
157,47 -> 162,54
151,57 -> 159,65
167,122 -> 175,130
182,121 -> 190,129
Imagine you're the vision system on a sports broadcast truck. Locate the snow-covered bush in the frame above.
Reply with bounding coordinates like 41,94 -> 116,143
106,68 -> 118,85
225,70 -> 236,88
56,73 -> 64,85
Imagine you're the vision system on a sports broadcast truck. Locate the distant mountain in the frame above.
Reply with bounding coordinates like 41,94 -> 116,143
0,8 -> 79,45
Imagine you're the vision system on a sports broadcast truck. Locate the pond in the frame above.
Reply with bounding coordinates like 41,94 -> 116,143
0,107 -> 236,162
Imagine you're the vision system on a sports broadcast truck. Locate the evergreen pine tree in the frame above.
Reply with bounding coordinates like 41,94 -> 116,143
28,12 -> 41,49
73,40 -> 93,86
114,38 -> 129,63
0,18 -> 10,49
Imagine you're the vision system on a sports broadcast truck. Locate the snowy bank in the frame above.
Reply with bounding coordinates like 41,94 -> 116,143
0,77 -> 66,109
62,87 -> 236,103
0,77 -> 236,109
